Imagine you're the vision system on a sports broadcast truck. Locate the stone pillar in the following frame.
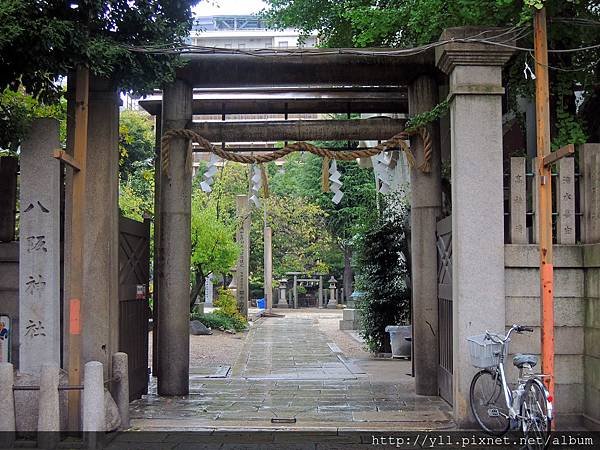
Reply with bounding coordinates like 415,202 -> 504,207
557,157 -> 576,244
235,195 -> 250,317
204,274 -> 214,306
579,144 -> 600,244
436,27 -> 514,426
158,79 -> 192,396
83,361 -> 105,432
408,74 -> 442,396
0,363 -> 15,435
82,78 -> 120,377
19,118 -> 61,373
264,227 -> 273,311
318,275 -> 324,308
38,363 -> 60,445
152,114 -> 161,378
293,274 -> 298,309
112,352 -> 129,429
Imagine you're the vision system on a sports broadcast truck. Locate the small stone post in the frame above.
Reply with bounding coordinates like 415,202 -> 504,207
83,361 -> 106,434
327,276 -> 338,309
204,274 -> 214,306
0,362 -> 15,445
38,363 -> 60,449
112,352 -> 129,429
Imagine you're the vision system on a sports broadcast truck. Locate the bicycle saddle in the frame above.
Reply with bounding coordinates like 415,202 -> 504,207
513,353 -> 538,369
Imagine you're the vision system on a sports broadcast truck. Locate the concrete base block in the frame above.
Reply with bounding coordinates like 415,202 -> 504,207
339,320 -> 360,331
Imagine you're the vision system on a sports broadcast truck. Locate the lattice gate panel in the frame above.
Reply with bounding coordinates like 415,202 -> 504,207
118,216 -> 150,401
436,215 -> 453,405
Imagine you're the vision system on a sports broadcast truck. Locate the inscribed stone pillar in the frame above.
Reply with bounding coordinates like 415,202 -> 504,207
82,78 -> 120,377
318,275 -> 324,309
436,27 -> 514,426
408,74 -> 442,396
580,144 -> 600,243
235,195 -> 250,317
158,79 -> 192,396
19,118 -> 61,373
264,227 -> 273,311
557,157 -> 576,244
204,274 -> 214,306
509,157 -> 527,244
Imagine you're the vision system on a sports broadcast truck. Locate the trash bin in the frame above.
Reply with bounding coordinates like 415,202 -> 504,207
385,325 -> 411,358
257,298 -> 266,309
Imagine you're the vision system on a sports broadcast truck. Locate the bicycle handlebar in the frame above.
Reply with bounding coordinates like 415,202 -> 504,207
484,324 -> 533,344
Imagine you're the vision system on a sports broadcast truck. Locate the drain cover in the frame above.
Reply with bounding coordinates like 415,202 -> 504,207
271,418 -> 297,424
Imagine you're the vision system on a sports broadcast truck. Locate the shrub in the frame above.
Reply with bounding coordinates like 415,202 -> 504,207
213,287 -> 248,332
355,192 -> 411,353
190,312 -> 234,331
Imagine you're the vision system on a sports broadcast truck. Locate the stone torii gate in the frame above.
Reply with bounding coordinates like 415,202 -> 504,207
140,27 -> 514,427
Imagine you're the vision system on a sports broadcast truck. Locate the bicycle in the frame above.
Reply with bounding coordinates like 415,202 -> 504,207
467,324 -> 553,447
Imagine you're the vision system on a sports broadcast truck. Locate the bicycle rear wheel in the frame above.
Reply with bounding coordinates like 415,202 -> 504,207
469,369 -> 510,435
520,379 -> 551,449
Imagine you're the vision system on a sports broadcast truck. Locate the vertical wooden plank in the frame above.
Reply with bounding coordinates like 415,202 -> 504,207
67,66 -> 89,432
510,157 -> 527,243
532,157 -> 540,244
557,158 -> 576,244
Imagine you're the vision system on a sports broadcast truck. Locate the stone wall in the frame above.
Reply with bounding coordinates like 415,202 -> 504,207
0,242 -> 19,367
505,244 -> 600,429
583,243 -> 600,429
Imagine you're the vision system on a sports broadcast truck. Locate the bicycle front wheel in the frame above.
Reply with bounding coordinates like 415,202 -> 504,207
520,379 -> 551,449
469,369 -> 510,435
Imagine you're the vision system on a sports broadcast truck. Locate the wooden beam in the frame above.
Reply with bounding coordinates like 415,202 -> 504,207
189,118 -> 405,142
534,7 -> 555,407
67,66 -> 89,432
543,144 -> 574,167
176,50 -> 435,88
53,149 -> 81,172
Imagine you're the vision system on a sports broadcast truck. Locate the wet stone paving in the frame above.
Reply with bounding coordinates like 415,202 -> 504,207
130,314 -> 454,432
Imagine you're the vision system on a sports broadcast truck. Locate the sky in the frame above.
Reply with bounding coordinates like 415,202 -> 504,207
193,0 -> 268,16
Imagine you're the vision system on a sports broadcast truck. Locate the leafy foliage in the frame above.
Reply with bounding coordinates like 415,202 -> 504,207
262,0 -> 600,151
355,192 -> 411,353
213,287 -> 248,332
0,0 -> 198,102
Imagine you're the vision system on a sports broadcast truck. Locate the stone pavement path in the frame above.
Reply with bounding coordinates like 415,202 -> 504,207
129,312 -> 453,432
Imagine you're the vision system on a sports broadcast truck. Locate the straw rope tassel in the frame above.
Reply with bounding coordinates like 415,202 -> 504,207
322,156 -> 331,192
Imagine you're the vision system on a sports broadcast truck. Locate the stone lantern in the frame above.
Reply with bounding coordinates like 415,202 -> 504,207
327,276 -> 338,309
277,278 -> 288,307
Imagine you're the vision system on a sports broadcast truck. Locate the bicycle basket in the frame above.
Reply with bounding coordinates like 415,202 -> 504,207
467,334 -> 503,368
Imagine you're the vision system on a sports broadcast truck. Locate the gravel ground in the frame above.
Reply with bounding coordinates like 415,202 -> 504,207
148,328 -> 248,368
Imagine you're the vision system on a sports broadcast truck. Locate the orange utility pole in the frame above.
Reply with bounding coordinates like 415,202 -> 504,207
66,66 -> 89,431
533,7 -> 575,405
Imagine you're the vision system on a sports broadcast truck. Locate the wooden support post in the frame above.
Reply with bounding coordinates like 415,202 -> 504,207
67,66 -> 89,431
534,8 -> 575,407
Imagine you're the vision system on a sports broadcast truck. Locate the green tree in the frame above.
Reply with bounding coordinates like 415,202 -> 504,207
1,0 -> 198,102
189,189 -> 240,311
269,149 -> 377,298
263,0 -> 600,149
355,191 -> 411,353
